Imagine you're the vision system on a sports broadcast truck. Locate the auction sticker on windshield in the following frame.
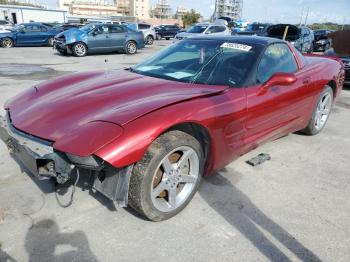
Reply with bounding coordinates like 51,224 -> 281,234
220,43 -> 252,52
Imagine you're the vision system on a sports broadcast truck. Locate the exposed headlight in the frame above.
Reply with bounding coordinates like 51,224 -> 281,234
316,39 -> 327,44
66,153 -> 104,169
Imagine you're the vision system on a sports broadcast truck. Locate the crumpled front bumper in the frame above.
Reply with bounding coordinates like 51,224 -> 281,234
0,113 -> 73,180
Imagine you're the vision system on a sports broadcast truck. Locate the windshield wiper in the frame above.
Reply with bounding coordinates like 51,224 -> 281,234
190,48 -> 224,84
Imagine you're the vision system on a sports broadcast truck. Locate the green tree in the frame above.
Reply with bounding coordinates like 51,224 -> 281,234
182,9 -> 201,27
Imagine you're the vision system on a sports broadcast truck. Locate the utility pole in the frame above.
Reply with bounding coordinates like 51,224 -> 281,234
299,5 -> 304,26
304,7 -> 309,26
341,16 -> 346,30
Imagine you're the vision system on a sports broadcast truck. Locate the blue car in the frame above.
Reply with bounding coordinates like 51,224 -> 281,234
0,23 -> 60,48
53,23 -> 145,57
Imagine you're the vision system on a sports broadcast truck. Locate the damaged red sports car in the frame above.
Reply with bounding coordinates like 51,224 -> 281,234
0,36 -> 345,221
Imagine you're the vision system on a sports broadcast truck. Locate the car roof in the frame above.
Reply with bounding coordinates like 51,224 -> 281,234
188,35 -> 285,46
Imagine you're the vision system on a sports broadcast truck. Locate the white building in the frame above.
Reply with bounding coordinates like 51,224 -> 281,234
130,0 -> 149,19
0,4 -> 67,24
213,0 -> 242,20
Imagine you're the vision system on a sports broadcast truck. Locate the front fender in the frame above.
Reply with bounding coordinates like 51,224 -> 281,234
95,102 -> 212,168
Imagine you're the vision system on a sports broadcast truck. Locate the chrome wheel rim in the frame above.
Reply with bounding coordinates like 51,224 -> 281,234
151,146 -> 199,212
74,43 -> 86,56
48,38 -> 54,46
315,92 -> 332,130
127,43 -> 136,54
2,38 -> 13,48
147,36 -> 153,45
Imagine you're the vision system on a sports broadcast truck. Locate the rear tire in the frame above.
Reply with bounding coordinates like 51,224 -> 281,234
146,35 -> 154,45
125,41 -> 137,55
47,37 -> 54,47
72,42 -> 87,57
165,37 -> 170,40
1,37 -> 14,48
301,85 -> 333,135
128,130 -> 204,221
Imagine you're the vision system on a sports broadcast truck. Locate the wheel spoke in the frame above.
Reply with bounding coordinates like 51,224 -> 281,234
152,181 -> 168,198
162,157 -> 173,175
168,187 -> 177,208
180,174 -> 196,184
177,150 -> 192,170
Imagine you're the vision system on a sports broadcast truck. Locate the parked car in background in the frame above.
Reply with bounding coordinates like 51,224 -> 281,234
53,23 -> 80,32
0,36 -> 344,221
126,22 -> 156,45
266,24 -> 314,53
0,20 -> 13,33
53,23 -> 145,56
325,29 -> 350,85
0,23 -> 61,48
155,25 -> 181,40
175,23 -> 231,41
237,23 -> 271,36
313,29 -> 333,52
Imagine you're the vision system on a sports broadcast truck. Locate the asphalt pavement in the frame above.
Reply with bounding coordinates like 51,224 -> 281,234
0,41 -> 349,262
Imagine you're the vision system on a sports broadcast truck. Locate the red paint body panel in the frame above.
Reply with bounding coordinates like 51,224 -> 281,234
5,45 -> 345,176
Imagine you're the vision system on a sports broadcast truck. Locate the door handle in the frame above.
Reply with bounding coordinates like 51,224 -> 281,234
302,77 -> 311,85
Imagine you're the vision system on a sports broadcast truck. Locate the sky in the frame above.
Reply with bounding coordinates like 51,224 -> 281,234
38,0 -> 350,24
149,0 -> 350,24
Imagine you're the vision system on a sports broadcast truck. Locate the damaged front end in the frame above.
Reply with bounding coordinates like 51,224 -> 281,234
0,112 -> 133,207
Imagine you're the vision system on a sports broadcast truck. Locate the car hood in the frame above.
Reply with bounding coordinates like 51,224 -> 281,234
56,28 -> 85,42
5,70 -> 226,144
176,32 -> 202,38
266,24 -> 299,41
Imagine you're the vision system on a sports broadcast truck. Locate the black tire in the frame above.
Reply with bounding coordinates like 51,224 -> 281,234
47,37 -> 54,47
165,37 -> 170,40
72,42 -> 87,57
146,35 -> 154,45
128,130 -> 204,221
125,41 -> 137,55
1,37 -> 14,48
301,85 -> 333,135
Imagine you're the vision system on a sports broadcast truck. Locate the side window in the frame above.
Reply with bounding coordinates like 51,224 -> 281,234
41,26 -> 48,32
257,44 -> 298,84
25,25 -> 41,32
138,24 -> 150,30
206,26 -> 226,34
109,25 -> 125,33
96,25 -> 109,34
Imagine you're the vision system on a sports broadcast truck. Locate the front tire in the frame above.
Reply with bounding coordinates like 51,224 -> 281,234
128,130 -> 204,221
47,37 -> 54,47
146,35 -> 154,45
1,37 -> 14,48
301,85 -> 333,135
72,42 -> 87,57
125,41 -> 137,55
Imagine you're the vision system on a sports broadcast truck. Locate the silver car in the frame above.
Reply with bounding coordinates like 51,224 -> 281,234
126,22 -> 156,45
174,23 -> 231,41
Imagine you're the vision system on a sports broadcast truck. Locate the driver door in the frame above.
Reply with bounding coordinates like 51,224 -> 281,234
88,25 -> 111,52
244,43 -> 302,145
108,25 -> 127,50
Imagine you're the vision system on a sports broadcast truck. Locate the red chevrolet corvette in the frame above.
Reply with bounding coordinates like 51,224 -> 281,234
0,36 -> 345,221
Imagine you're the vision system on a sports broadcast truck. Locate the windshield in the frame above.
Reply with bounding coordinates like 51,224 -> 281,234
11,24 -> 24,31
132,40 -> 260,86
246,24 -> 266,31
80,24 -> 98,32
187,25 -> 208,33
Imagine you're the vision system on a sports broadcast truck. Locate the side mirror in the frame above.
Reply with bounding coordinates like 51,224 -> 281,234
258,72 -> 297,95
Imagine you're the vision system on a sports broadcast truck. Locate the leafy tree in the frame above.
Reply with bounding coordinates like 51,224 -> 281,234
309,22 -> 350,31
182,9 -> 201,27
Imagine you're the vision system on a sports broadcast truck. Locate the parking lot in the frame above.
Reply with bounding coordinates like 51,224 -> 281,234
0,41 -> 350,262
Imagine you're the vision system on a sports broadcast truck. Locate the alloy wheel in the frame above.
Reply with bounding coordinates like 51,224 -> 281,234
74,43 -> 86,56
314,92 -> 332,131
127,42 -> 137,54
2,38 -> 13,48
151,146 -> 199,212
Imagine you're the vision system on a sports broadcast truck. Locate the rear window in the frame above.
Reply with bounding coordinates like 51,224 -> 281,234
138,24 -> 151,30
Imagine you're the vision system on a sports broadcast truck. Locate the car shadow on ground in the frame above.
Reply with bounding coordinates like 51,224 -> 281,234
24,218 -> 99,262
199,168 -> 322,262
